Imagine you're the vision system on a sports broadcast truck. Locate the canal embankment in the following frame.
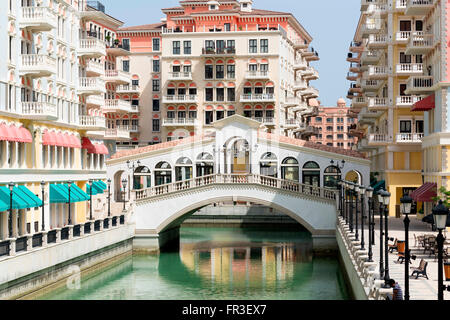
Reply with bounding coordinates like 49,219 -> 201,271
0,214 -> 135,300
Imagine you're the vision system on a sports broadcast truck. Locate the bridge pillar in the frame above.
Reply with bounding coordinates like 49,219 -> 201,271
312,234 -> 337,255
133,227 -> 180,253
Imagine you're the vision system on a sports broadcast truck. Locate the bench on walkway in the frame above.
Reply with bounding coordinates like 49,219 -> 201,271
411,259 -> 428,280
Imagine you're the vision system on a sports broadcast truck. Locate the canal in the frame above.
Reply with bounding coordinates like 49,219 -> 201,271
38,227 -> 350,300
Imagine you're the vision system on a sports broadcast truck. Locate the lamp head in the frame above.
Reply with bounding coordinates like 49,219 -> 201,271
107,178 -> 111,186
68,181 -> 72,188
8,182 -> 14,191
381,190 -> 391,205
432,200 -> 449,230
400,193 -> 413,215
122,178 -> 128,189
358,185 -> 365,195
41,181 -> 45,188
377,189 -> 384,203
89,179 -> 93,186
366,186 -> 374,198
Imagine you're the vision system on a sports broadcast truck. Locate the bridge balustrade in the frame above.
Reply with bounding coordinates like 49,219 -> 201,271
134,174 -> 337,201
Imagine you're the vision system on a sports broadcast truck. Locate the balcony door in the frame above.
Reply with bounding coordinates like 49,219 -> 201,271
400,120 -> 412,133
399,84 -> 407,96
399,20 -> 411,32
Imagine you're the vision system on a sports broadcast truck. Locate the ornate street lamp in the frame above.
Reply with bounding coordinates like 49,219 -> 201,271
359,185 -> 366,250
122,178 -> 128,211
380,189 -> 391,288
8,182 -> 14,238
400,193 -> 413,300
366,187 -> 374,262
348,182 -> 355,233
68,181 -> 72,225
354,184 -> 360,241
127,160 -> 141,195
107,179 -> 112,217
89,179 -> 93,221
432,200 -> 449,301
343,181 -> 348,224
377,189 -> 385,279
41,181 -> 45,231
330,159 -> 345,170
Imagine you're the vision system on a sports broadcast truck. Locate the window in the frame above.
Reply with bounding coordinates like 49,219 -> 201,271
205,65 -> 213,79
224,23 -> 231,32
416,120 -> 424,133
281,157 -> 299,181
178,110 -> 186,119
153,38 -> 160,51
132,99 -> 139,106
151,79 -> 160,92
243,87 -> 252,95
254,87 -> 263,94
302,161 -> 320,187
244,110 -> 252,118
216,110 -> 224,120
123,60 -> 129,72
205,88 -> 214,101
400,120 -> 412,133
227,40 -> 235,50
205,40 -> 215,51
260,153 -> 278,178
400,52 -> 411,64
167,111 -> 175,119
173,41 -> 180,54
249,39 -> 257,53
205,111 -> 213,124
152,119 -> 160,132
122,38 -> 130,51
337,134 -> 344,139
327,126 -> 333,132
249,64 -> 258,71
315,117 -> 322,123
216,65 -> 224,79
132,79 -> 139,86
227,65 -> 235,79
216,88 -> 224,101
326,118 -> 333,123
260,64 -> 268,73
227,110 -> 235,117
216,40 -> 225,53
189,110 -> 197,119
327,135 -> 333,139
227,88 -> 235,102
260,39 -> 268,53
324,166 -> 341,189
153,60 -> 160,72
184,41 -> 191,54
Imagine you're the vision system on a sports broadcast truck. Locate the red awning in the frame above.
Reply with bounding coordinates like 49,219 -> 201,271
81,137 -> 108,155
18,126 -> 32,143
412,94 -> 435,112
70,135 -> 82,149
61,133 -> 71,148
411,183 -> 437,202
82,137 -> 95,153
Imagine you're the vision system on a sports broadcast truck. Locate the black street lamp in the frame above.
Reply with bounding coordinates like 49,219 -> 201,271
89,179 -> 93,220
354,184 -> 360,241
122,178 -> 128,211
8,182 -> 14,238
337,180 -> 343,217
343,181 -> 348,224
366,187 -> 374,262
359,185 -> 366,250
377,189 -> 385,279
41,181 -> 45,231
127,160 -> 141,197
432,200 -> 449,301
107,178 -> 111,217
68,181 -> 72,225
380,189 -> 391,288
348,182 -> 354,233
400,193 -> 413,300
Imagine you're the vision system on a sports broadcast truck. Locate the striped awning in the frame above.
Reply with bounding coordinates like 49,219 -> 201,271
411,183 -> 437,202
0,124 -> 32,143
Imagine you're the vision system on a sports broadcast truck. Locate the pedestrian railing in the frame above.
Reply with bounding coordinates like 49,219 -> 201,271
32,233 -> 43,248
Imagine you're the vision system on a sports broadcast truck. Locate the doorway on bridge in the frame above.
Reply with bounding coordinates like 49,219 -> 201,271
196,152 -> 214,177
231,139 -> 250,174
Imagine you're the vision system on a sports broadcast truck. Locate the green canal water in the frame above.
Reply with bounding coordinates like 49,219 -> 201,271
38,227 -> 350,300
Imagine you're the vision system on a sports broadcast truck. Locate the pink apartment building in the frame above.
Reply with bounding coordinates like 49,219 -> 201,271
309,98 -> 358,149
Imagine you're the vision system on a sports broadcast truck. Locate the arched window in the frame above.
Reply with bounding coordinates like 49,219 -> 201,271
281,157 -> 299,181
154,162 -> 172,186
196,152 -> 214,177
260,152 -> 277,177
175,157 -> 193,181
302,161 -> 320,187
134,166 -> 151,190
323,166 -> 341,189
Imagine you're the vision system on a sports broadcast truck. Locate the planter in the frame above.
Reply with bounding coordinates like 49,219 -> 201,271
397,240 -> 405,254
445,263 -> 450,281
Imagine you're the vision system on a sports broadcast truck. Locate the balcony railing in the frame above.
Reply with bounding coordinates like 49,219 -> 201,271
245,71 -> 270,79
361,50 -> 381,65
105,127 -> 130,140
368,34 -> 388,47
79,77 -> 106,94
396,31 -> 411,42
406,76 -> 433,93
78,37 -> 106,57
368,65 -> 388,78
406,32 -> 434,54
396,132 -> 424,143
162,118 -> 198,126
240,94 -> 275,102
104,70 -> 131,83
283,119 -> 299,127
21,102 -> 57,120
283,96 -> 300,106
368,97 -> 388,109
396,0 -> 407,9
86,60 -> 104,75
301,87 -> 319,98
293,80 -> 308,91
20,54 -> 56,76
396,63 -> 423,74
352,96 -> 367,107
79,115 -> 106,129
293,60 -> 307,70
163,95 -> 198,103
104,99 -> 132,112
396,95 -> 424,106
116,84 -> 140,93
167,72 -> 192,80
252,117 -> 275,125
368,134 -> 393,144
201,47 -> 236,55
20,6 -> 57,31
405,0 -> 434,15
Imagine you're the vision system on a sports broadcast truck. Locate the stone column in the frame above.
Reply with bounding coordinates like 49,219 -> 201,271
26,234 -> 32,251
42,231 -> 48,247
68,225 -> 74,240
55,228 -> 61,243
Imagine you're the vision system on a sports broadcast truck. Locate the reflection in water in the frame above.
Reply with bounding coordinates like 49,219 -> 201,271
39,227 -> 349,300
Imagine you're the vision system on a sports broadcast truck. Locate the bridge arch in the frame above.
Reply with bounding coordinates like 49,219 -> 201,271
345,170 -> 363,185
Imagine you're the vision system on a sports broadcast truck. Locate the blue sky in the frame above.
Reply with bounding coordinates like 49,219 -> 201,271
103,0 -> 361,107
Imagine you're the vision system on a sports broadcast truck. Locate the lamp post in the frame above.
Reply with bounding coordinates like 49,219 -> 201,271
380,189 -> 391,288
126,160 -> 141,196
432,200 -> 449,301
8,182 -> 14,238
89,179 -> 93,221
354,184 -> 360,241
107,179 -> 111,217
359,185 -> 366,250
377,189 -> 385,279
343,181 -> 348,224
68,181 -> 72,225
41,181 -> 45,231
366,187 -> 374,262
122,178 -> 128,211
348,182 -> 354,233
400,193 -> 413,300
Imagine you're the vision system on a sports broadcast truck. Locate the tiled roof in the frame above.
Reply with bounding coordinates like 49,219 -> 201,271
258,132 -> 367,160
118,22 -> 166,32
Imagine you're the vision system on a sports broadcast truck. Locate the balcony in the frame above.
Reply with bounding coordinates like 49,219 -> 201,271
240,94 -> 275,103
405,0 -> 434,15
296,125 -> 319,137
86,60 -> 104,77
349,63 -> 361,73
201,47 -> 236,56
292,39 -> 309,50
116,85 -> 140,94
396,95 -> 424,107
302,67 -> 319,80
368,97 -> 388,110
129,125 -> 139,133
106,43 -> 130,57
78,116 -> 107,131
361,0 -> 379,11
367,34 -> 388,48
349,84 -> 362,94
368,133 -> 393,146
245,71 -> 270,79
405,32 -> 434,55
347,72 -> 359,81
303,48 -> 320,62
162,118 -> 198,127
405,76 -> 433,94
395,31 -> 411,43
282,118 -> 299,129
292,102 -> 309,112
282,96 -> 300,108
253,117 -> 276,126
104,127 -> 130,141
396,0 -> 407,10
368,66 -> 388,79
361,79 -> 383,92
293,80 -> 307,93
347,53 -> 360,63
167,72 -> 193,81
78,38 -> 106,58
301,87 -> 319,98
352,96 -> 368,108
396,132 -> 424,144
361,20 -> 384,37
293,60 -> 307,70
86,95 -> 104,107
103,99 -> 133,113
361,50 -> 381,65
79,77 -> 106,96
20,54 -> 56,78
130,105 -> 139,113
366,3 -> 388,16
162,95 -> 198,104
20,6 -> 57,32
21,102 -> 57,120
350,41 -> 364,53
104,70 -> 131,84
396,63 -> 423,75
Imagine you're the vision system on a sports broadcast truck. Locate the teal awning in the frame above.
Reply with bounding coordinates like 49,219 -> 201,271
17,186 -> 43,208
86,184 -> 99,196
96,180 -> 107,190
371,180 -> 386,192
50,184 -> 89,203
93,181 -> 105,193
0,198 -> 8,212
0,186 -> 32,210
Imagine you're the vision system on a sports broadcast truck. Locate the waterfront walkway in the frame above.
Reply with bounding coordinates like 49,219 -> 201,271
357,215 -> 445,300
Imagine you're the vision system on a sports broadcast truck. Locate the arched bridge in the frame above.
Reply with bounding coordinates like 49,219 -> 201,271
132,173 -> 339,252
